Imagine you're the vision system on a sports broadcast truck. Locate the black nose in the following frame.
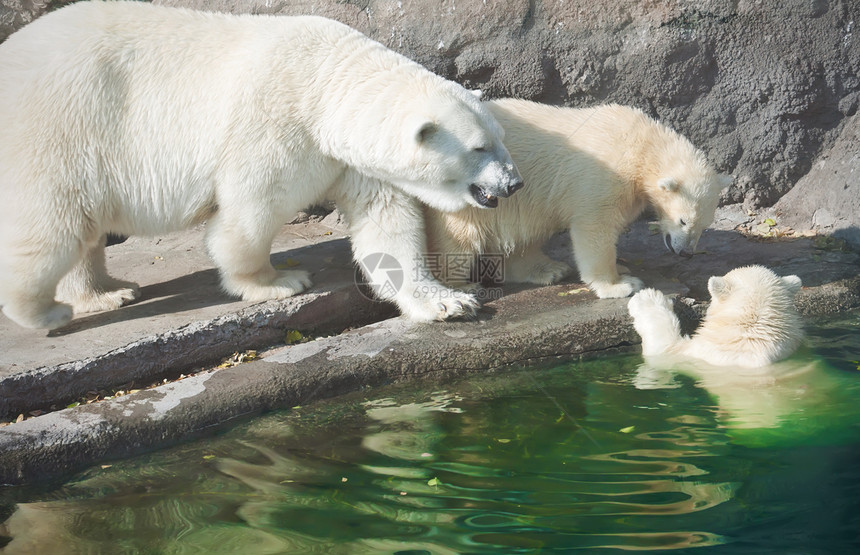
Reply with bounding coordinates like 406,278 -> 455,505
507,179 -> 524,196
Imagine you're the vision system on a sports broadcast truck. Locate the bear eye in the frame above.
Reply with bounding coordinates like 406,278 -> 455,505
474,146 -> 489,153
679,218 -> 687,227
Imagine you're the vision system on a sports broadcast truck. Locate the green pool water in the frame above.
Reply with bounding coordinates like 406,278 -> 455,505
2,312 -> 859,553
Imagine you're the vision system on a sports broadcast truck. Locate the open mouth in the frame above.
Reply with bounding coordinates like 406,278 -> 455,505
469,184 -> 499,208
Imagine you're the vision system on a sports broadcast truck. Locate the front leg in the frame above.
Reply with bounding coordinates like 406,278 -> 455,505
570,224 -> 643,298
206,208 -> 311,302
336,177 -> 479,321
627,289 -> 683,356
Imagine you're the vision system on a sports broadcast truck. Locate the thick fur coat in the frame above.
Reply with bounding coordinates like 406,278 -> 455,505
0,1 -> 521,329
425,99 -> 730,298
628,265 -> 804,368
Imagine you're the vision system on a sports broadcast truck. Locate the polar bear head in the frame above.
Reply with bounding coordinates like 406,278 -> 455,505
706,265 -> 802,316
329,80 -> 522,212
701,265 -> 804,365
649,148 -> 731,256
390,87 -> 523,212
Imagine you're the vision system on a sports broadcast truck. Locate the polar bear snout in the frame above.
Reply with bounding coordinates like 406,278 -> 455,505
468,159 -> 524,208
662,229 -> 700,257
468,176 -> 523,208
663,233 -> 692,257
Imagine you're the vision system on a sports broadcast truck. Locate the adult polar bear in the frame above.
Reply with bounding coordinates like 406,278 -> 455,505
0,1 -> 522,330
425,100 -> 730,298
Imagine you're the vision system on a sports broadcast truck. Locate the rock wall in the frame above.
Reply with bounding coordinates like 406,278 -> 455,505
771,111 -> 860,247
2,0 -> 859,236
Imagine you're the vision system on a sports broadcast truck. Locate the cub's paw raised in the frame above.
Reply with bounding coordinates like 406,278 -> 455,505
591,275 -> 645,299
627,288 -> 672,318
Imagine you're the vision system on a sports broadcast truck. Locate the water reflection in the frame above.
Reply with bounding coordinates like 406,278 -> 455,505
633,352 -> 859,449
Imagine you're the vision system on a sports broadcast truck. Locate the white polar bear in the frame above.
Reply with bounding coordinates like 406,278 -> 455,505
0,1 -> 522,330
424,99 -> 731,298
627,265 -> 804,368
628,265 -> 814,432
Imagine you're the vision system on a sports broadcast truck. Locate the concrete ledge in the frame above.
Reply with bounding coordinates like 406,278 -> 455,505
0,285 -> 393,420
0,286 -> 637,484
0,219 -> 397,420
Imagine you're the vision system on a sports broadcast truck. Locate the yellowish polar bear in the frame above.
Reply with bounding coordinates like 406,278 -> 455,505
424,99 -> 731,298
628,265 -> 807,430
0,1 -> 522,330
628,265 -> 804,368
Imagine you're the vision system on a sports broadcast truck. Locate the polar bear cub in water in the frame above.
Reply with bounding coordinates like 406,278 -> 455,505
0,1 -> 521,330
424,99 -> 730,298
628,265 -> 804,368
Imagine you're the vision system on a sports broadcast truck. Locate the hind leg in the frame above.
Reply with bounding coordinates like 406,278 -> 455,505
2,299 -> 73,331
0,242 -> 80,330
56,234 -> 140,313
504,246 -> 572,285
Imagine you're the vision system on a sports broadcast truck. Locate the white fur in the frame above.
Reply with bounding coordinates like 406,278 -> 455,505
424,99 -> 731,298
331,174 -> 481,321
0,1 -> 520,329
628,265 -> 804,368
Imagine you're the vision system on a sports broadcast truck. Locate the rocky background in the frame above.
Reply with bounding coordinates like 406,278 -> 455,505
2,0 -> 858,245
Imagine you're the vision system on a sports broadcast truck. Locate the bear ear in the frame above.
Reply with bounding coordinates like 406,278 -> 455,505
409,118 -> 438,145
657,177 -> 679,192
718,173 -> 733,190
782,275 -> 802,295
417,121 -> 438,143
708,276 -> 731,301
470,89 -> 483,100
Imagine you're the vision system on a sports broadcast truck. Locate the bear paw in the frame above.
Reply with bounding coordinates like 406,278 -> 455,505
522,260 -> 572,285
232,270 -> 312,302
627,288 -> 673,318
67,285 -> 141,314
402,289 -> 480,322
2,301 -> 74,330
591,275 -> 645,299
628,289 -> 682,356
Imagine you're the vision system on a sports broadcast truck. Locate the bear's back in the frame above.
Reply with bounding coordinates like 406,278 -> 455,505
0,2 -> 359,85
